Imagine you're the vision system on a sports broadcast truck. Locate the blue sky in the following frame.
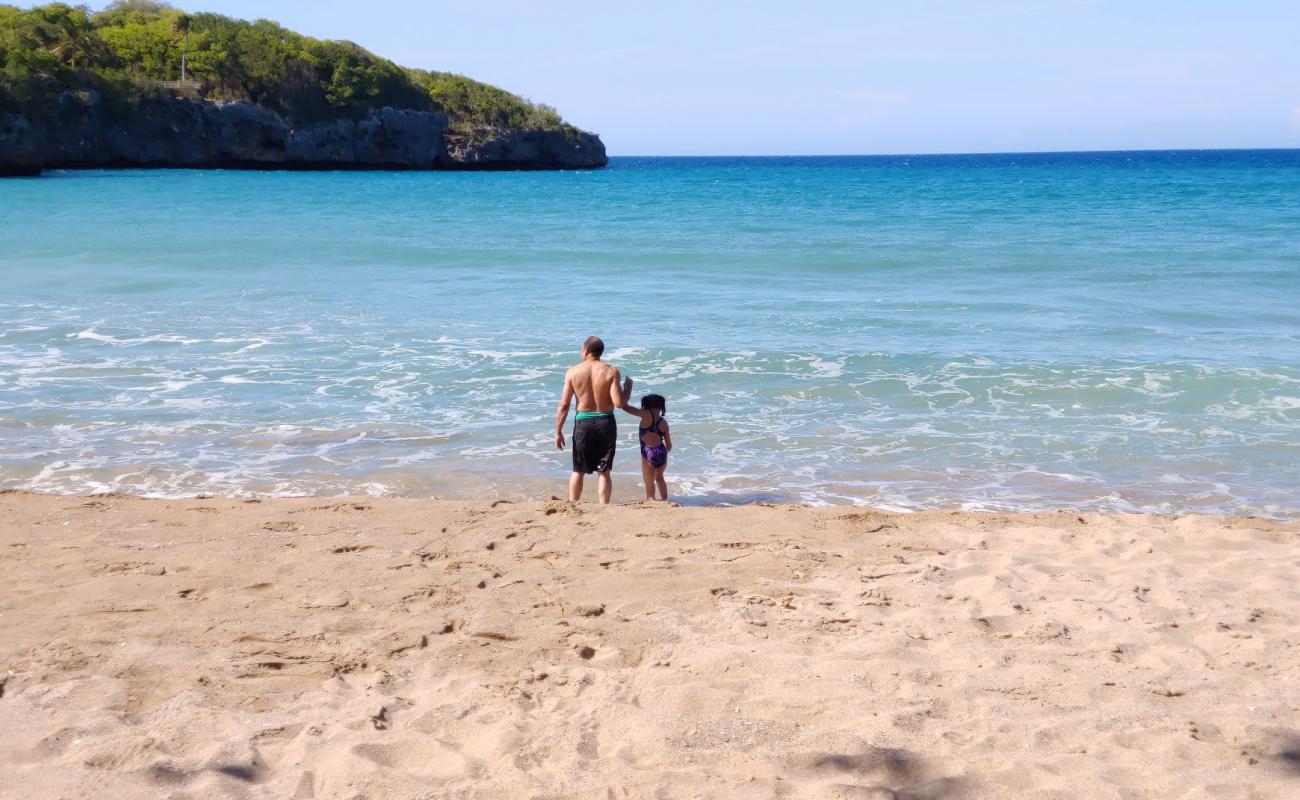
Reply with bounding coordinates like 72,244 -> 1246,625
93,0 -> 1300,155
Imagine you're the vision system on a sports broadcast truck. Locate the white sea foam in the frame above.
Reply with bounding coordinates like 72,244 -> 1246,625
68,327 -> 115,343
69,327 -> 205,346
808,357 -> 845,378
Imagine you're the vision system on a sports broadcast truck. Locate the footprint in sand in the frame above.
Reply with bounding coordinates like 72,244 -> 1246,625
543,501 -> 584,517
299,593 -> 349,609
572,603 -> 605,618
838,511 -> 896,533
34,727 -> 84,757
330,544 -> 377,554
262,520 -> 302,533
144,763 -> 195,786
89,561 -> 166,576
290,502 -> 372,514
351,739 -> 470,777
251,723 -> 303,743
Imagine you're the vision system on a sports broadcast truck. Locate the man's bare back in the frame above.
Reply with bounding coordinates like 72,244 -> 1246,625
554,336 -> 625,503
565,359 -> 622,413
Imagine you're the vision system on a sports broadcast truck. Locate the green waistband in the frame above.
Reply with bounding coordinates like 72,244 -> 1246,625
575,411 -> 615,420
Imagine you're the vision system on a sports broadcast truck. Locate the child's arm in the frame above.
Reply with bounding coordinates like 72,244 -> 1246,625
620,403 -> 650,423
661,419 -> 672,452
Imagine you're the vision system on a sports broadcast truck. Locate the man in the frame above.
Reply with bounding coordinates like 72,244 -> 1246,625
554,336 -> 625,503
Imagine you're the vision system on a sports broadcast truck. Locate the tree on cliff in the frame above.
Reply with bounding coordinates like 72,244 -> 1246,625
1,1 -> 575,135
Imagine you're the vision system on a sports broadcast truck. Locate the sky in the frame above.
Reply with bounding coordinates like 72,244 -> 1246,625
90,0 -> 1300,156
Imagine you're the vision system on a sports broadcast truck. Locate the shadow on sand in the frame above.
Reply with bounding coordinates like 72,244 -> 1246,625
800,746 -> 965,799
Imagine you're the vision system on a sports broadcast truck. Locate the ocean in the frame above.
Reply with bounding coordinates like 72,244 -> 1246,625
1,151 -> 1298,516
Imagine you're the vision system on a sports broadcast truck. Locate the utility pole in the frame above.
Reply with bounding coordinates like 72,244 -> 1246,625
172,14 -> 192,84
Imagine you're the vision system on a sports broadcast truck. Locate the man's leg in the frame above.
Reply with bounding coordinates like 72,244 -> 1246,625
569,471 -> 584,502
597,470 -> 612,505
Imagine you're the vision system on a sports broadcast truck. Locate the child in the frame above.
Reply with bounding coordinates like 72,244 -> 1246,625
620,377 -> 672,501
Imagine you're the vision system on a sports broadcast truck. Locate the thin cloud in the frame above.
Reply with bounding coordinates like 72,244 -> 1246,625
833,89 -> 909,107
769,0 -> 1108,53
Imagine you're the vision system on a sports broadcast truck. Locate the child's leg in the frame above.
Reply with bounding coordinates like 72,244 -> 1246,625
641,458 -> 655,500
654,465 -> 668,500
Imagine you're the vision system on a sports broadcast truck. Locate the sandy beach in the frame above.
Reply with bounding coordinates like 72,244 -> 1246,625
0,492 -> 1295,798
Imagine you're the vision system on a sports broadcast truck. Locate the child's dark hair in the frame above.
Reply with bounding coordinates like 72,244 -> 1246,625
641,393 -> 666,414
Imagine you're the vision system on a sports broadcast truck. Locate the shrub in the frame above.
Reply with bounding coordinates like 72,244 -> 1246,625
0,1 -> 570,130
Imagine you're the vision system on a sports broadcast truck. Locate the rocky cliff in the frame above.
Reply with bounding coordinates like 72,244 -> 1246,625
0,93 -> 607,176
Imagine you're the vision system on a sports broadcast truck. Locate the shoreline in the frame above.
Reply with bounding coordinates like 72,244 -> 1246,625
3,487 -> 1295,523
2,493 -> 1297,798
4,490 -> 1297,526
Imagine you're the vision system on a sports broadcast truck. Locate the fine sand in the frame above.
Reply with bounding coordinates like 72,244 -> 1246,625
1,492 -> 1297,799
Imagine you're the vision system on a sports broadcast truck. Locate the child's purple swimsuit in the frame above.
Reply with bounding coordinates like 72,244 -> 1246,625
639,418 -> 668,468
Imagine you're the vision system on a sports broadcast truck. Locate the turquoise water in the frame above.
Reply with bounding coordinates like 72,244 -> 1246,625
1,151 -> 1298,515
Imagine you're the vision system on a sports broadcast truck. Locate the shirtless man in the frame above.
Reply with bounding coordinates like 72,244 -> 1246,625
554,336 -> 625,503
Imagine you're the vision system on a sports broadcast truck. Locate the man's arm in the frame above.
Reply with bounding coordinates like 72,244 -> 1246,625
555,372 -> 574,450
618,375 -> 633,409
609,369 -> 626,410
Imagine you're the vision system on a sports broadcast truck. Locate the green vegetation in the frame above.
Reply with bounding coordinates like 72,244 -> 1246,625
0,1 -> 571,132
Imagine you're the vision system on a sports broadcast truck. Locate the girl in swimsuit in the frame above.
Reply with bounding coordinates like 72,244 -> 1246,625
620,377 -> 672,501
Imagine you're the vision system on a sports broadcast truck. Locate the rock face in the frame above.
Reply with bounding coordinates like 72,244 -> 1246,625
0,93 -> 607,175
443,127 -> 609,171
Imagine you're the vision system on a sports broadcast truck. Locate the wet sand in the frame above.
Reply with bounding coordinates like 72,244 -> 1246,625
1,492 -> 1297,799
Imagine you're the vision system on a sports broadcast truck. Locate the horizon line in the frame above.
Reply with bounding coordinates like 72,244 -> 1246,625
604,146 -> 1300,159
